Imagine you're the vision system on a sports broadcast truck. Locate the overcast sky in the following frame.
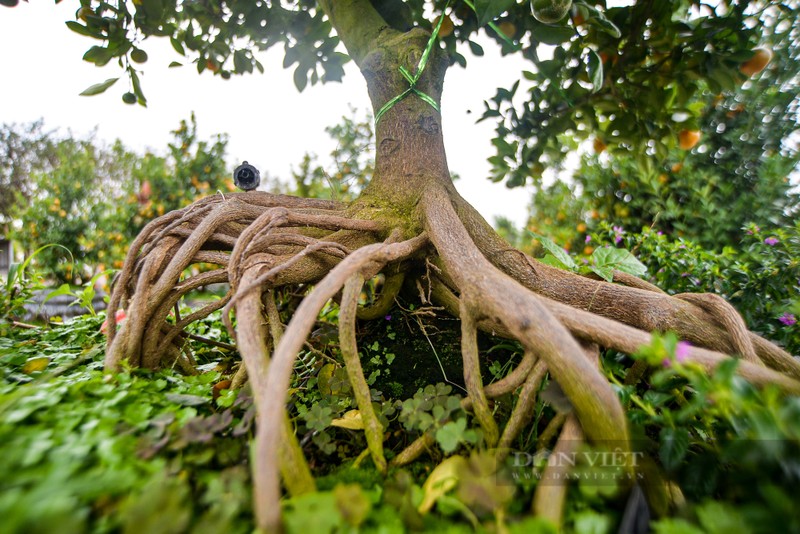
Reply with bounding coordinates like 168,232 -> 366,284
0,2 -> 537,227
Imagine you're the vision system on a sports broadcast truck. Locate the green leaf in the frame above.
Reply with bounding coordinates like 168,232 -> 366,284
121,474 -> 191,534
165,393 -> 208,406
591,15 -> 622,38
531,233 -> 577,270
169,36 -> 185,56
587,50 -> 603,93
130,70 -> 147,106
65,21 -> 102,38
435,418 -> 467,454
233,50 -> 251,74
651,518 -> 706,534
472,0 -> 515,27
696,501 -> 752,534
79,78 -> 119,96
532,23 -> 574,45
591,247 -> 647,279
467,40 -> 484,57
43,283 -> 74,305
284,492 -> 342,533
293,65 -> 308,92
139,0 -> 166,23
590,265 -> 614,282
659,427 -> 689,471
83,46 -> 114,66
575,1 -> 622,38
573,510 -> 613,534
418,455 -> 467,514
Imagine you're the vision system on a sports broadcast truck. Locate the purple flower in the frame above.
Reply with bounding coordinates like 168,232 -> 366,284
384,315 -> 392,321
764,237 -> 779,246
778,313 -> 797,326
613,226 -> 625,244
675,341 -> 691,363
585,235 -> 592,243
746,225 -> 760,235
663,341 -> 691,368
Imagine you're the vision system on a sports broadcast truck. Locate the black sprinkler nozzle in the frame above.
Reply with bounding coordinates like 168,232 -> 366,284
233,161 -> 261,191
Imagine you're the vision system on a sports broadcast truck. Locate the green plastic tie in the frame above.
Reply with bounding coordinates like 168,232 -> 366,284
374,0 -> 521,125
374,2 -> 450,125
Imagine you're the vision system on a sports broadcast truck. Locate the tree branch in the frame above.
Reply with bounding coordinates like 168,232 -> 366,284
317,0 -> 395,67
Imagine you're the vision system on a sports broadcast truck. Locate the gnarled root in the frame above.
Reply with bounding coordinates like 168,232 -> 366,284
105,185 -> 799,533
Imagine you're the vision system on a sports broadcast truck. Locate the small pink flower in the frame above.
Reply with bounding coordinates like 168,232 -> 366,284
778,313 -> 797,326
764,237 -> 779,246
585,235 -> 592,243
101,309 -> 127,334
663,341 -> 691,368
613,226 -> 625,244
675,341 -> 691,363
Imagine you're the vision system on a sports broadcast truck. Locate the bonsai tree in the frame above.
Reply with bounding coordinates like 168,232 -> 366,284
7,0 -> 798,531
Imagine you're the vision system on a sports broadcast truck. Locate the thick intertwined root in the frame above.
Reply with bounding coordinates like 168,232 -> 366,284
105,187 -> 800,533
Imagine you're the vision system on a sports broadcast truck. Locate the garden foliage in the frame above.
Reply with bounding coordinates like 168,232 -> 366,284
4,115 -> 231,284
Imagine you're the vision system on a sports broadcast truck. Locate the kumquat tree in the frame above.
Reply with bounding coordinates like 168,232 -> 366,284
2,1 -> 799,533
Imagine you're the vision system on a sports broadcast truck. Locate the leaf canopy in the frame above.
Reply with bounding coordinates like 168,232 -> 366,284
7,0 -> 795,188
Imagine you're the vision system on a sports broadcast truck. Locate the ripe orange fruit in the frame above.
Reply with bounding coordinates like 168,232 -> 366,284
740,48 -> 773,77
77,6 -> 93,21
678,129 -> 701,150
434,15 -> 454,38
212,380 -> 232,400
593,138 -> 607,153
671,162 -> 684,173
498,21 -> 516,39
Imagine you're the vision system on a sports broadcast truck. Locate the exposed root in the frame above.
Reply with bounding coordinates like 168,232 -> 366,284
254,231 -> 429,531
423,184 -> 630,449
532,414 -> 583,525
452,191 -> 800,376
459,299 -> 500,448
104,186 -> 799,533
497,359 -> 548,456
674,292 -> 759,364
340,273 -> 388,474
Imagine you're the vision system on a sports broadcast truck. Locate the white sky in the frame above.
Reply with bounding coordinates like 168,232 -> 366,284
0,1 -> 536,227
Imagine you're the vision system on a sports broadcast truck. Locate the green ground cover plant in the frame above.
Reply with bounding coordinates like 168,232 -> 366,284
1,242 -> 798,532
